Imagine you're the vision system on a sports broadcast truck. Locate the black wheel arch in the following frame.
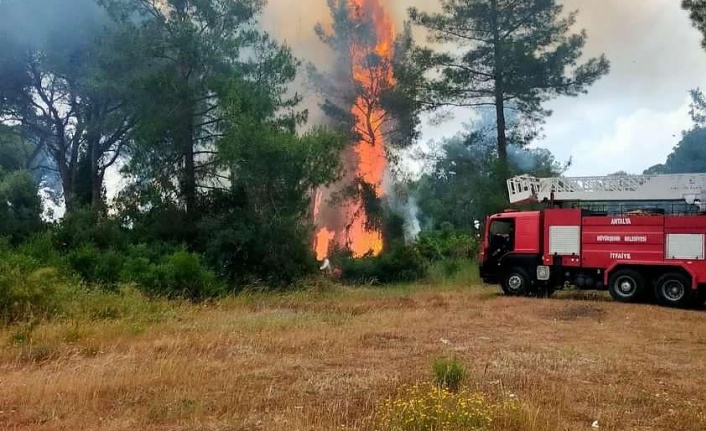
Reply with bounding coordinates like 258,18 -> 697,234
499,253 -> 543,277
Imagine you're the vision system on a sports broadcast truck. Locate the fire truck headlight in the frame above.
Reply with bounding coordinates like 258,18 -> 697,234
537,266 -> 550,281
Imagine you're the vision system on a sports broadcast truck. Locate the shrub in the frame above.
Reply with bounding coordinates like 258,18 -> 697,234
432,356 -> 467,392
426,259 -> 480,286
199,208 -> 319,287
138,249 -> 225,300
416,225 -> 479,264
378,383 -> 498,431
16,232 -> 64,269
0,264 -> 65,324
338,242 -> 428,284
53,208 -> 128,251
66,245 -> 125,287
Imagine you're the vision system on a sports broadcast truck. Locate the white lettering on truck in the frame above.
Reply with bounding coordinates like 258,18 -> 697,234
597,235 -> 621,242
597,235 -> 647,243
610,252 -> 632,259
611,218 -> 631,225
624,235 -> 647,243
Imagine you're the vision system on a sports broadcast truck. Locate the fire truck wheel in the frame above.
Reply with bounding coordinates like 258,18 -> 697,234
501,267 -> 530,296
655,273 -> 693,309
608,269 -> 645,303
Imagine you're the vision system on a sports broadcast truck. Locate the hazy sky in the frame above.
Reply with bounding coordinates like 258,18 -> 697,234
262,0 -> 706,177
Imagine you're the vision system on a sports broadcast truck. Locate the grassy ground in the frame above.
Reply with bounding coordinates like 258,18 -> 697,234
1,278 -> 706,431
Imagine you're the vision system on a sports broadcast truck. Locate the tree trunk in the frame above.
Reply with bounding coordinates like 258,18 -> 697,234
490,0 -> 509,193
183,122 -> 197,220
91,168 -> 104,214
177,98 -> 197,229
60,167 -> 75,214
90,139 -> 103,213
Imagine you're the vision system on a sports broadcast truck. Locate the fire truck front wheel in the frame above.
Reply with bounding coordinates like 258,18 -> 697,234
608,269 -> 645,303
501,267 -> 530,296
655,273 -> 693,309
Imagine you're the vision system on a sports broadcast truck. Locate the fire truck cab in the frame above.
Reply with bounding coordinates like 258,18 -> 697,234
479,174 -> 706,308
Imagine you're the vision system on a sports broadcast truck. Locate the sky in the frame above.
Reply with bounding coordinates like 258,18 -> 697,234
261,0 -> 706,177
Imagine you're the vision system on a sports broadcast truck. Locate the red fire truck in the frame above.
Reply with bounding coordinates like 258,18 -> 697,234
479,173 -> 706,308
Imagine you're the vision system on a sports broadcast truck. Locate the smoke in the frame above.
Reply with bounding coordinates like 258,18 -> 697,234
384,186 -> 421,243
401,194 -> 421,241
1,0 -> 110,216
0,0 -> 108,51
507,145 -> 535,172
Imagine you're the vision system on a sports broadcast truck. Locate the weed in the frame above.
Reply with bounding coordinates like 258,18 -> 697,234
62,321 -> 83,343
433,356 -> 467,393
22,343 -> 57,363
10,320 -> 37,345
81,345 -> 102,358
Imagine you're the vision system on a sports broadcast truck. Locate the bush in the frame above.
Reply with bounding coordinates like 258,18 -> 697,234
16,232 -> 64,269
127,249 -> 225,300
433,356 -> 467,392
338,242 -> 428,284
53,208 -> 129,251
416,224 -> 479,264
66,245 -> 125,287
378,383 -> 499,431
0,263 -> 65,324
199,205 -> 318,287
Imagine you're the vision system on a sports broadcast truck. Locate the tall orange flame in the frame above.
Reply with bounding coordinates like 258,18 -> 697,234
313,0 -> 395,260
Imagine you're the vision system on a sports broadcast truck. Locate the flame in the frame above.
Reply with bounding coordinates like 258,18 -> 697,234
313,0 -> 395,260
315,228 -> 335,260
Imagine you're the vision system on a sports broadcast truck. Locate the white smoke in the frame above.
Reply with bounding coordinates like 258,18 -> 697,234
507,144 -> 537,172
402,195 -> 421,241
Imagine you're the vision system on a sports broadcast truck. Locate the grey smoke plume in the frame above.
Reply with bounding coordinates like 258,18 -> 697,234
402,195 -> 421,241
385,188 -> 422,243
0,0 -> 107,50
1,0 -> 110,216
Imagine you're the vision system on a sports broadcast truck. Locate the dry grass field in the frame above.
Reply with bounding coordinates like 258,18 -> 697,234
2,281 -> 706,431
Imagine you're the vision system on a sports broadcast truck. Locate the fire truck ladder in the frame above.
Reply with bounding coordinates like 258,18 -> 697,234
507,173 -> 706,211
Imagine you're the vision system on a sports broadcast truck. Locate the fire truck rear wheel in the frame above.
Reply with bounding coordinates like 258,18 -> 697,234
608,269 -> 645,303
501,267 -> 530,296
655,273 -> 693,309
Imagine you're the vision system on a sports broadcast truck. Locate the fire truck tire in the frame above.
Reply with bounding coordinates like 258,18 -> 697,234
608,269 -> 645,303
655,273 -> 693,309
501,267 -> 530,296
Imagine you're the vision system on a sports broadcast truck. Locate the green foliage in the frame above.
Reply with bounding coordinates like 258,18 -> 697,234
53,208 -> 128,250
0,242 -> 64,323
643,127 -> 706,175
416,224 -> 479,263
644,91 -> 706,175
66,246 -> 125,287
139,250 -> 223,300
415,118 -> 564,233
432,356 -> 468,392
338,242 -> 428,285
426,259 -> 480,287
0,170 -> 43,243
683,1 -> 706,49
198,70 -> 344,286
199,206 -> 319,287
63,244 -> 223,300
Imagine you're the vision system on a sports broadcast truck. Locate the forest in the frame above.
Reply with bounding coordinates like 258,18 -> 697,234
1,0 -> 706,323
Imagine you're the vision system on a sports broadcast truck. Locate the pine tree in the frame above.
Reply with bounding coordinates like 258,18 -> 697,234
408,0 -> 609,173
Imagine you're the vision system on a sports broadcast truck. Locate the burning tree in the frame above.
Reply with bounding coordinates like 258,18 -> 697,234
309,0 -> 419,260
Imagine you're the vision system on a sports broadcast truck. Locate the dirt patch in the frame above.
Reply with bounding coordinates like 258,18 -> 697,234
547,302 -> 607,321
